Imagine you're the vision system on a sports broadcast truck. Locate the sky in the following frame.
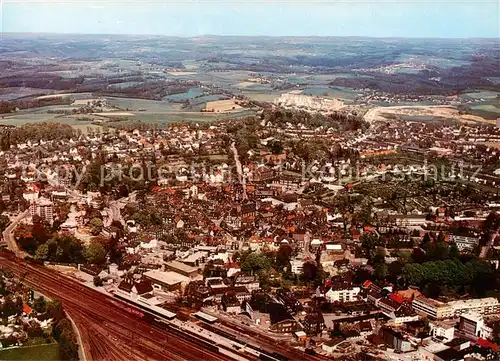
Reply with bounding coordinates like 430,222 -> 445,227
1,0 -> 499,38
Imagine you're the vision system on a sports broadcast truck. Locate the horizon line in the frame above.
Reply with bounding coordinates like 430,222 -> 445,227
2,32 -> 499,40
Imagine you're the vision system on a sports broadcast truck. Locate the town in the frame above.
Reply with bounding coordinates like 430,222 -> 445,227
0,99 -> 499,361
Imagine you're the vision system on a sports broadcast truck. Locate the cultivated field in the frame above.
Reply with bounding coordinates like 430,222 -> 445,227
204,99 -> 244,113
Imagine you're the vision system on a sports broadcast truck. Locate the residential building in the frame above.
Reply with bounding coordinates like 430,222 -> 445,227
290,259 -> 304,275
325,285 -> 360,303
449,297 -> 500,317
30,197 -> 54,224
221,292 -> 241,314
449,235 -> 480,252
429,320 -> 455,341
268,303 -> 299,334
382,328 -> 413,352
412,296 -> 453,320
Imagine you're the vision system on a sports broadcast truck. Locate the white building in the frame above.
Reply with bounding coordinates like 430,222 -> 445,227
449,297 -> 500,317
429,321 -> 455,341
30,197 -> 54,224
458,313 -> 491,339
449,235 -> 479,252
413,296 -> 500,320
412,297 -> 453,320
325,286 -> 360,303
290,259 -> 305,275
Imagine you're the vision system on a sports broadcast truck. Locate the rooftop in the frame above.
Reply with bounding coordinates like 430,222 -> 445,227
143,270 -> 189,285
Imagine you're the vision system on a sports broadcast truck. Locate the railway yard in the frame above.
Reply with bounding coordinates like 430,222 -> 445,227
0,250 -> 323,361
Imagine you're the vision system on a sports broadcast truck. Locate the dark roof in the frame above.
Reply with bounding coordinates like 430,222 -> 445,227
268,303 -> 294,325
434,347 -> 469,361
342,330 -> 361,338
233,286 -> 251,294
118,280 -> 134,292
134,280 -> 153,295
118,279 -> 153,295
222,292 -> 240,307
357,321 -> 373,332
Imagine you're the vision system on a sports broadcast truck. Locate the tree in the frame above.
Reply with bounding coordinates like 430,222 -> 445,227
84,242 -> 106,265
47,300 -> 65,324
91,236 -> 115,252
449,242 -> 460,259
33,296 -> 47,314
483,211 -> 500,233
0,215 -> 9,233
89,217 -> 104,236
241,252 -> 271,274
301,261 -> 318,283
93,276 -> 103,287
374,263 -> 388,280
35,243 -> 49,261
42,234 -> 84,264
232,251 -> 241,263
425,241 -> 449,261
421,233 -> 432,247
276,244 -> 293,271
1,296 -> 21,317
268,140 -> 284,155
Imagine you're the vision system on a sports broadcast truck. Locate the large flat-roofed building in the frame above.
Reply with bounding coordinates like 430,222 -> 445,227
459,313 -> 484,338
164,260 -> 199,278
429,320 -> 455,341
413,296 -> 500,320
449,297 -> 500,316
412,297 -> 453,320
143,270 -> 190,291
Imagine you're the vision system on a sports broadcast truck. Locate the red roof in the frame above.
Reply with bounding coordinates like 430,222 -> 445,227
389,293 -> 404,304
23,304 -> 33,315
362,280 -> 372,288
477,338 -> 499,352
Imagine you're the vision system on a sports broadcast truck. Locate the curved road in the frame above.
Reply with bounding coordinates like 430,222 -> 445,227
2,210 -> 30,258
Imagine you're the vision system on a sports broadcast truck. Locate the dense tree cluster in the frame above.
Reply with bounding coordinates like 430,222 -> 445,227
261,108 -> 369,131
0,122 -> 76,150
34,234 -> 85,264
402,259 -> 496,298
0,215 -> 9,233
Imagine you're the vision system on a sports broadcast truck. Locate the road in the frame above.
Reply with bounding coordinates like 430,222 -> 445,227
105,192 -> 136,227
230,142 -> 248,201
0,251 -> 232,361
2,210 -> 30,258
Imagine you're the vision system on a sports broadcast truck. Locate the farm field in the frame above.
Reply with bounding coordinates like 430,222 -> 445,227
204,99 -> 244,113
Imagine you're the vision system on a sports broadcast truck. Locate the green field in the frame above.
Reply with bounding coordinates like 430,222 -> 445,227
461,90 -> 499,100
0,113 -> 90,126
0,343 -> 60,361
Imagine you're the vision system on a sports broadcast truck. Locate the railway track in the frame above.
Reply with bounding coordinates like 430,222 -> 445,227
0,251 -> 232,361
